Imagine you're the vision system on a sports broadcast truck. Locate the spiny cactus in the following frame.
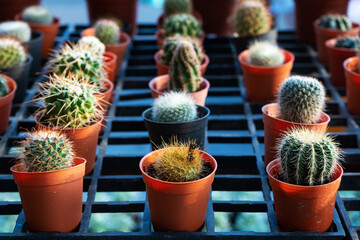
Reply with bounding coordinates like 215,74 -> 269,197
277,128 -> 342,186
0,37 -> 26,69
22,6 -> 53,25
168,41 -> 201,93
0,76 -> 8,97
0,21 -> 31,42
16,130 -> 75,172
318,14 -> 352,30
335,36 -> 360,49
164,0 -> 192,17
247,41 -> 284,67
78,36 -> 106,56
152,91 -> 197,123
164,13 -> 202,38
94,19 -> 120,45
279,76 -> 325,124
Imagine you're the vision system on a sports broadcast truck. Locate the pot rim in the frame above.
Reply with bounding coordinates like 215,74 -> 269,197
325,38 -> 358,53
344,56 -> 360,76
313,19 -> 360,33
0,74 -> 17,101
154,49 -> 209,69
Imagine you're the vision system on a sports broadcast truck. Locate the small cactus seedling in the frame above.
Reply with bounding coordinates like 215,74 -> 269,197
279,76 -> 325,124
78,36 -> 106,56
22,6 -> 53,25
277,128 -> 342,186
0,37 -> 26,69
335,36 -> 360,49
318,14 -> 352,30
0,21 -> 31,42
0,76 -> 8,97
164,0 -> 192,17
163,13 -> 202,38
247,41 -> 284,67
152,91 -> 197,123
94,19 -> 120,45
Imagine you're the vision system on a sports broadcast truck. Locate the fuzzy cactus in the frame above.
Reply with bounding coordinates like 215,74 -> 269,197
152,91 -> 197,123
0,76 -> 8,97
168,41 -> 201,93
16,130 -> 75,172
335,36 -> 360,49
163,13 -> 202,38
22,6 -> 53,25
164,0 -> 192,17
318,14 -> 352,30
0,37 -> 26,69
79,36 -> 106,56
277,128 -> 342,186
0,21 -> 31,42
247,41 -> 284,67
279,76 -> 325,124
94,19 -> 120,45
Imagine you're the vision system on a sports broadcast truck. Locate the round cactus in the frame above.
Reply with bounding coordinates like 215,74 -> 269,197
0,21 -> 31,42
0,37 -> 26,69
279,76 -> 326,124
318,14 -> 352,30
22,6 -> 53,25
152,91 -> 197,123
168,41 -> 201,93
164,0 -> 192,17
163,13 -> 202,38
94,19 -> 120,45
277,128 -> 342,186
247,41 -> 284,67
78,36 -> 106,56
0,76 -> 8,97
335,36 -> 360,49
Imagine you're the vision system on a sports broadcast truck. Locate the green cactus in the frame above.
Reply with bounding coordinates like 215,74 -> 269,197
0,37 -> 26,69
279,76 -> 325,124
17,130 -> 75,172
22,6 -> 53,25
164,0 -> 192,17
163,13 -> 202,38
318,14 -> 352,30
247,41 -> 284,67
0,21 -> 31,42
168,41 -> 201,93
0,76 -> 8,97
79,36 -> 106,56
335,36 -> 360,49
277,128 -> 342,186
94,19 -> 120,45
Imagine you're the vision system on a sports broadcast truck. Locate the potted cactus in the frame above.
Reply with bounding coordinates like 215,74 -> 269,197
139,140 -> 217,231
11,129 -> 86,232
343,51 -> 360,115
267,128 -> 343,232
238,41 -> 294,102
0,74 -> 17,134
262,76 -> 330,166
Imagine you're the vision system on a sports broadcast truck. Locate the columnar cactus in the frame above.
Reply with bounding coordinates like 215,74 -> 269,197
22,6 -> 53,25
94,19 -> 120,45
164,0 -> 192,17
279,76 -> 325,124
247,41 -> 284,67
164,13 -> 202,38
335,36 -> 360,49
0,76 -> 8,97
152,91 -> 197,123
17,130 -> 75,172
78,36 -> 106,56
0,21 -> 31,42
168,41 -> 201,93
0,38 -> 26,69
277,128 -> 342,186
318,14 -> 352,30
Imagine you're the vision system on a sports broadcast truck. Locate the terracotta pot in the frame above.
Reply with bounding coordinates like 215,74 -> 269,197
155,28 -> 205,49
149,75 -> 210,106
103,51 -> 117,83
267,159 -> 343,232
154,50 -> 209,76
156,11 -> 203,30
343,56 -> 360,115
294,0 -> 349,44
262,103 -> 330,167
314,20 -> 359,64
0,74 -> 16,134
96,79 -> 114,134
140,149 -> 217,232
0,0 -> 40,21
238,49 -> 294,102
11,158 -> 86,232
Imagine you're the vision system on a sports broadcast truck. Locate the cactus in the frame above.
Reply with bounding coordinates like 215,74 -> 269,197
0,37 -> 26,69
279,76 -> 325,124
79,36 -> 106,56
164,0 -> 192,17
168,41 -> 201,93
318,14 -> 352,30
16,130 -> 75,172
277,128 -> 342,186
152,91 -> 197,123
0,21 -> 31,42
22,6 -> 53,25
94,19 -> 120,45
0,76 -> 8,97
334,35 -> 360,49
247,41 -> 284,67
164,13 -> 202,38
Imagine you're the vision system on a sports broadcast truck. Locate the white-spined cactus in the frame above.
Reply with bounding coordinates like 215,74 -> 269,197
22,6 -> 53,25
0,21 -> 31,42
78,36 -> 106,56
247,41 -> 284,67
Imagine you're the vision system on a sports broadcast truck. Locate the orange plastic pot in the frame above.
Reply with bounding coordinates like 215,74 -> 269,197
267,159 -> 343,232
314,20 -> 359,64
11,158 -> 86,232
149,75 -> 210,106
140,149 -> 217,232
96,79 -> 114,134
344,56 -> 360,115
0,74 -> 16,134
155,28 -> 205,49
262,103 -> 330,167
156,11 -> 203,30
103,51 -> 117,83
239,49 -> 294,102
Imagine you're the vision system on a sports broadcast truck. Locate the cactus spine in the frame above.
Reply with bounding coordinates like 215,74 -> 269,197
318,14 -> 352,30
0,37 -> 26,69
335,36 -> 360,49
94,19 -> 120,45
247,41 -> 284,67
79,36 -> 106,56
22,6 -> 53,25
164,13 -> 202,38
0,21 -> 31,42
0,76 -> 8,97
164,0 -> 192,17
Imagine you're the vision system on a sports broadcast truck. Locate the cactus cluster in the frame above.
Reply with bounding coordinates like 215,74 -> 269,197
164,13 -> 202,39
0,37 -> 26,69
318,14 -> 352,30
0,76 -> 8,97
94,19 -> 120,45
164,0 -> 192,17
334,35 -> 360,49
247,41 -> 284,67
279,76 -> 325,124
0,21 -> 31,42
22,6 -> 53,25
17,130 -> 75,172
277,128 -> 342,186
78,36 -> 106,56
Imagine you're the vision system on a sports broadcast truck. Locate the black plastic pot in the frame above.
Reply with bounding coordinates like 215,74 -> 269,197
23,31 -> 43,76
142,105 -> 210,150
